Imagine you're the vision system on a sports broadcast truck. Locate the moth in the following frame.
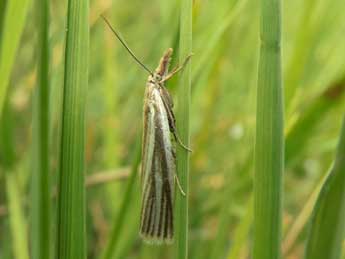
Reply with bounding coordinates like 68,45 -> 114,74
102,16 -> 192,244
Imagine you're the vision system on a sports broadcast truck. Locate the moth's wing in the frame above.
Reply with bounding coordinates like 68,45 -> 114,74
140,89 -> 175,244
159,86 -> 177,133
141,100 -> 155,189
159,86 -> 174,108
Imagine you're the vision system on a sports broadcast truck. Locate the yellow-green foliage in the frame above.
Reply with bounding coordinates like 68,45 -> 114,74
0,0 -> 345,259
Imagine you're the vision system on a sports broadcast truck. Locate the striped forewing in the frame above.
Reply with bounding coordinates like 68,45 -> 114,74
140,85 -> 175,244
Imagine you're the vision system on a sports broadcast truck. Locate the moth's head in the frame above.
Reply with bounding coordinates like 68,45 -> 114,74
152,73 -> 163,82
148,73 -> 163,86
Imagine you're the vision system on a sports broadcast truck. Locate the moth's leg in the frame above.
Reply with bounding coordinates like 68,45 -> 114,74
173,130 -> 193,152
175,174 -> 186,196
163,101 -> 193,152
161,53 -> 193,83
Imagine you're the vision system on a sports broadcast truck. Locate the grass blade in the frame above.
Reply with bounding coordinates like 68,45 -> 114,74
1,98 -> 29,259
286,78 -> 345,166
0,0 -> 30,115
56,0 -> 89,258
227,198 -> 253,259
254,0 -> 284,258
304,114 -> 345,259
6,172 -> 29,259
101,140 -> 141,259
31,0 -> 51,258
175,0 -> 192,258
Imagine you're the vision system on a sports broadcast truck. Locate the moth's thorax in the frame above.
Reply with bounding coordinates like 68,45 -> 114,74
145,77 -> 161,99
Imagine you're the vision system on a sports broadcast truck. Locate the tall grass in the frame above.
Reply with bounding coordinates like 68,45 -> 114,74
1,1 -> 345,259
304,113 -> 345,259
254,0 -> 284,259
174,0 -> 192,258
101,140 -> 141,259
56,0 -> 89,258
0,2 -> 31,258
0,0 -> 30,115
31,0 -> 50,258
6,171 -> 30,259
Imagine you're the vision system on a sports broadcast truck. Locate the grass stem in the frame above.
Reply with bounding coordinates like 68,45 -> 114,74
254,0 -> 284,258
175,0 -> 192,258
56,0 -> 89,258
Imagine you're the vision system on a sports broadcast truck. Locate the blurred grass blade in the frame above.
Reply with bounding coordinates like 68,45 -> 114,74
286,78 -> 345,166
0,0 -> 30,115
254,0 -> 284,258
227,197 -> 253,259
175,0 -> 192,258
282,170 -> 329,256
210,162 -> 252,259
284,0 -> 317,112
6,172 -> 30,259
304,114 -> 345,259
101,140 -> 141,259
1,97 -> 29,259
192,0 -> 247,82
31,0 -> 50,258
56,0 -> 89,258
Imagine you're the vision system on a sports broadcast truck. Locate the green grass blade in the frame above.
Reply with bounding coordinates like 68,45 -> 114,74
0,0 -> 30,115
286,78 -> 345,166
209,161 -> 252,259
254,0 -> 284,258
304,114 -> 345,259
31,0 -> 51,258
1,98 -> 29,259
101,140 -> 141,259
192,0 -> 247,82
6,172 -> 29,259
174,0 -> 192,258
56,0 -> 89,258
282,170 -> 329,256
227,197 -> 253,259
284,0 -> 317,112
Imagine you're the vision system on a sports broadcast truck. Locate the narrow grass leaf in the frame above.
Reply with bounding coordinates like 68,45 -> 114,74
227,197 -> 253,259
282,171 -> 329,256
0,0 -> 30,115
101,140 -> 141,259
254,0 -> 284,258
56,0 -> 89,258
304,114 -> 345,259
6,172 -> 30,259
31,0 -> 51,258
1,97 -> 29,259
286,77 -> 345,166
210,162 -> 252,259
174,0 -> 192,258
283,0 -> 318,113
192,0 -> 247,82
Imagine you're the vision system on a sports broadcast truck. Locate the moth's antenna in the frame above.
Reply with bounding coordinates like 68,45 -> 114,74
101,15 -> 154,76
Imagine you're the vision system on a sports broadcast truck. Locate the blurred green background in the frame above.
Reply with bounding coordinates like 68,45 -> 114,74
0,0 -> 345,258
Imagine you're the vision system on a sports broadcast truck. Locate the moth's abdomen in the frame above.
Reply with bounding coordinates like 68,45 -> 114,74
139,175 -> 174,244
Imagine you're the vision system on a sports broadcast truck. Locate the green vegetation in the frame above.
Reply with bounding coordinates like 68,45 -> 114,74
175,0 -> 193,259
254,0 -> 283,258
31,0 -> 50,258
0,0 -> 345,258
55,0 -> 89,258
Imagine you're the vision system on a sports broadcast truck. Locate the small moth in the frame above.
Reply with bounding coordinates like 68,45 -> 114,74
102,16 -> 192,244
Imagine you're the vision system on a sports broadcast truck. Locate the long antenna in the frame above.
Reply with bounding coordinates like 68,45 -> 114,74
101,15 -> 154,76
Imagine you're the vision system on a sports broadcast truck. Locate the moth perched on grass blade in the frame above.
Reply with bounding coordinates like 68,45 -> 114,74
102,16 -> 192,244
